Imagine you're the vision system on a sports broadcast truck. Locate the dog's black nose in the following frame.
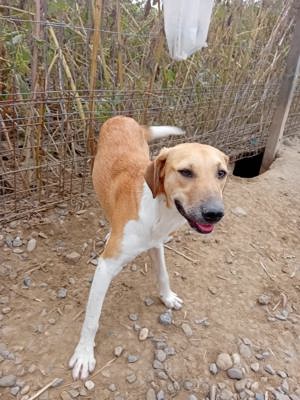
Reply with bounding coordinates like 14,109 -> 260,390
202,202 -> 224,223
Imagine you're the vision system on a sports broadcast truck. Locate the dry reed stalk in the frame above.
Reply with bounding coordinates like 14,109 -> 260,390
116,0 -> 124,88
48,26 -> 86,124
87,0 -> 103,160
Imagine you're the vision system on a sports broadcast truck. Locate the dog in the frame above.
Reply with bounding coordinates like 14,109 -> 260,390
69,116 -> 229,379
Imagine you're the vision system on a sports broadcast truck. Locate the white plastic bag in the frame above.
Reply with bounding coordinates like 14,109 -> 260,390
163,0 -> 214,61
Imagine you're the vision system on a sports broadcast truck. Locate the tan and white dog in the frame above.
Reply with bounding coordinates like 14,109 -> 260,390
69,116 -> 229,379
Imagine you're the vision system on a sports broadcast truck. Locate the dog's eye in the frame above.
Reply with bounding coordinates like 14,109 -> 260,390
217,169 -> 227,179
178,169 -> 194,178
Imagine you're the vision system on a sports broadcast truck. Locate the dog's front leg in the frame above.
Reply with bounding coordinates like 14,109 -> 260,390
69,257 -> 121,380
149,245 -> 183,310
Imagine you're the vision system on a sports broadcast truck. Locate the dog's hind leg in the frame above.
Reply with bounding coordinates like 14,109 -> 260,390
149,245 -> 183,310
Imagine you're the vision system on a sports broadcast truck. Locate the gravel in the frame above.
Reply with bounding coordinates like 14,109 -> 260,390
84,380 -> 95,391
157,390 -> 165,400
114,346 -> 124,357
108,384 -> 117,392
129,313 -> 138,321
239,343 -> 252,358
159,311 -> 172,325
181,323 -> 193,337
57,288 -> 67,299
250,362 -> 260,372
128,354 -> 139,363
155,349 -> 167,362
264,364 -> 275,375
139,327 -> 149,341
27,238 -> 37,252
126,373 -> 137,383
216,353 -> 233,371
64,251 -> 81,264
0,375 -> 17,387
153,360 -> 163,369
209,363 -> 218,375
227,367 -> 243,380
144,297 -> 154,306
146,388 -> 156,400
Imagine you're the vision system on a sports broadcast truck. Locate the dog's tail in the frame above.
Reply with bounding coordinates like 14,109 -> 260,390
145,126 -> 185,142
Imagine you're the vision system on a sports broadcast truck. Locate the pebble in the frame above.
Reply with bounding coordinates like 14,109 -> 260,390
0,296 -> 9,304
64,251 -> 81,264
129,313 -> 138,321
232,353 -> 241,365
251,362 -> 260,372
13,237 -> 23,247
155,341 -> 167,350
0,374 -> 17,387
155,350 -> 167,362
188,396 -> 198,400
128,354 -> 139,363
60,392 -> 72,400
13,248 -> 23,254
108,383 -> 117,392
20,385 -> 30,395
84,380 -> 95,391
153,360 -> 163,369
181,323 -> 193,337
164,346 -> 176,356
157,390 -> 165,400
235,380 -> 247,392
227,367 -> 243,380
156,371 -> 168,380
183,380 -> 194,390
27,238 -> 37,252
281,379 -> 289,393
216,353 -> 233,371
139,328 -> 149,341
144,297 -> 154,306
10,386 -> 20,396
220,389 -> 234,400
68,389 -> 79,397
51,378 -> 64,387
2,307 -> 11,314
239,343 -> 252,358
146,388 -> 156,400
251,382 -> 259,392
264,364 -> 275,375
210,384 -> 217,400
23,276 -> 32,288
159,311 -> 172,325
126,373 -> 137,383
114,346 -> 124,357
232,207 -> 247,217
57,288 -> 67,299
255,394 -> 265,400
277,370 -> 287,378
209,363 -> 218,375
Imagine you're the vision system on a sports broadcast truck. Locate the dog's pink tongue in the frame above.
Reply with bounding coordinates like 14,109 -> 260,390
197,223 -> 214,233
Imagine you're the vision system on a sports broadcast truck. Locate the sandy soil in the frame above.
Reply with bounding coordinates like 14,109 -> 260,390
0,138 -> 299,400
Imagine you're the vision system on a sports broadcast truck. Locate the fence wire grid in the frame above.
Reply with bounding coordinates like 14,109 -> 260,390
0,1 -> 299,223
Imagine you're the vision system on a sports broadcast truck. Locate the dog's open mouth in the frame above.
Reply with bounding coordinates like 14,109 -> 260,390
174,199 -> 214,234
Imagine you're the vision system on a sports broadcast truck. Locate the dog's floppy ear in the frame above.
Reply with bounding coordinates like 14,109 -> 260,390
145,147 -> 170,198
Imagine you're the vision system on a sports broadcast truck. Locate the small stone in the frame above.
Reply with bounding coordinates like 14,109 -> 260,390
10,386 -> 20,396
181,323 -> 193,337
210,384 -> 217,400
20,385 -> 30,395
48,318 -> 56,325
239,343 -> 252,359
251,382 -> 259,392
108,384 -> 117,392
159,311 -> 172,325
255,394 -> 265,400
84,380 -> 95,391
13,248 -> 24,254
232,353 -> 241,366
183,380 -> 194,391
114,346 -> 124,357
126,373 -> 137,384
131,264 -> 137,272
0,374 -> 17,387
128,354 -> 139,363
133,322 -> 141,331
60,392 -> 72,400
157,390 -> 165,400
68,389 -> 79,397
144,297 -> 154,306
13,237 -> 23,247
188,396 -> 198,400
164,346 -> 176,356
23,276 -> 32,288
157,371 -> 168,380
232,207 -> 247,217
258,294 -> 271,305
216,353 -> 233,371
227,367 -> 243,380
264,364 -> 275,375
281,379 -> 289,393
27,238 -> 37,252
139,327 -> 149,341
155,341 -> 167,350
129,313 -> 138,321
51,378 -> 64,387
276,370 -> 287,378
153,360 -> 163,369
0,296 -> 9,304
155,350 -> 166,362
2,307 -> 11,314
146,388 -> 156,400
209,363 -> 218,375
220,389 -> 233,400
57,288 -> 67,299
251,362 -> 260,372
64,251 -> 81,264
235,379 -> 247,392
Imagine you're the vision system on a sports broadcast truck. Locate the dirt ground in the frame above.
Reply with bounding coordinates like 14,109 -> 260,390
0,138 -> 300,400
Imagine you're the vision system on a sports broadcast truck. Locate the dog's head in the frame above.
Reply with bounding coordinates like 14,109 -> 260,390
145,143 -> 229,234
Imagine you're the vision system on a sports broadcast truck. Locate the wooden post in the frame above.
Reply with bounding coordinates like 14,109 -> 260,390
260,3 -> 300,173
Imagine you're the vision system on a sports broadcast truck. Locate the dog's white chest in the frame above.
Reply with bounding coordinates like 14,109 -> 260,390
122,183 -> 185,258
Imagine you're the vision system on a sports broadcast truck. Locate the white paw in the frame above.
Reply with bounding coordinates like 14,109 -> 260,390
160,291 -> 183,310
69,343 -> 96,380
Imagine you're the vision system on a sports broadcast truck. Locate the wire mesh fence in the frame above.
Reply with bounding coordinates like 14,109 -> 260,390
0,0 -> 299,223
